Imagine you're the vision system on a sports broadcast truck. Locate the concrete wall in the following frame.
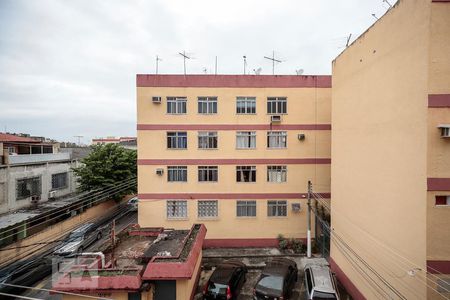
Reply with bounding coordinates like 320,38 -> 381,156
0,160 -> 79,214
331,0 -> 431,299
63,291 -> 153,300
136,80 -> 331,241
176,250 -> 202,300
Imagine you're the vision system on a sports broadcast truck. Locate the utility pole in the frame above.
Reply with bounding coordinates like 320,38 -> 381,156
307,180 -> 312,258
215,56 -> 218,75
264,51 -> 282,75
155,55 -> 162,74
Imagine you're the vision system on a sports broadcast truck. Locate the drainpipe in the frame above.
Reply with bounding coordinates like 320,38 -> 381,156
307,180 -> 312,258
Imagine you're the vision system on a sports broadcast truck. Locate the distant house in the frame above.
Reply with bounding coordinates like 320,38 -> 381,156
0,133 -> 79,214
91,136 -> 136,146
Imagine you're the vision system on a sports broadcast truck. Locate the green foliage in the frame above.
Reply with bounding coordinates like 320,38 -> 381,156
279,239 -> 289,250
290,238 -> 305,254
72,144 -> 137,198
277,234 -> 306,254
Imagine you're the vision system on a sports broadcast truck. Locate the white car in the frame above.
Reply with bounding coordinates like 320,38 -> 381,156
304,263 -> 340,300
54,223 -> 101,255
128,197 -> 138,211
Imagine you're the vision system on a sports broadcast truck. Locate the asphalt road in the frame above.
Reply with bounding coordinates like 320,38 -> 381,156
19,210 -> 137,300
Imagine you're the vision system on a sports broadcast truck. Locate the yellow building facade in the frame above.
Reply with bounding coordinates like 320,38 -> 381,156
331,0 -> 450,299
136,75 -> 331,246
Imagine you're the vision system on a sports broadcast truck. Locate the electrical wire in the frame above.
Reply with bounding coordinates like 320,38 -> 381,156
0,292 -> 43,300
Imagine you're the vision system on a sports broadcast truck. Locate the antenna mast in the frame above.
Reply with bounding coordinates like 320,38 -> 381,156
346,33 -> 352,47
243,56 -> 247,75
74,135 -> 83,146
264,51 -> 282,75
178,51 -> 191,75
155,55 -> 162,75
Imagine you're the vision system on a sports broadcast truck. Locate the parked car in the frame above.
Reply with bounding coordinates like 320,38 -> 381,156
203,260 -> 248,300
53,223 -> 102,255
304,263 -> 340,300
253,257 -> 298,300
127,196 -> 138,211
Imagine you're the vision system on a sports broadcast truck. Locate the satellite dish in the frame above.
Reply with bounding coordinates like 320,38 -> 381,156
253,68 -> 262,75
295,69 -> 304,75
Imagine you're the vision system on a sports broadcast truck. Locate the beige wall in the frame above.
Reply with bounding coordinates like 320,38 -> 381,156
176,250 -> 202,300
63,291 -> 153,300
331,0 -> 431,299
137,84 -> 331,240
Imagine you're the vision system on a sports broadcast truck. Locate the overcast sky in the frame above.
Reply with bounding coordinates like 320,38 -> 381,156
0,0 -> 396,144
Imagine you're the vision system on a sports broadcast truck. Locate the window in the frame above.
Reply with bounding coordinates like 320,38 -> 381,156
16,177 -> 41,200
267,166 -> 287,182
198,166 -> 218,182
267,97 -> 287,114
167,166 -> 187,182
436,196 -> 450,206
198,132 -> 218,149
128,293 -> 141,300
236,200 -> 256,217
167,132 -> 187,149
236,131 -> 256,149
236,166 -> 256,182
236,97 -> 256,114
267,131 -> 287,148
52,172 -> 68,190
198,97 -> 217,114
167,200 -> 187,219
7,146 -> 15,154
198,200 -> 218,218
268,200 -> 287,217
167,97 -> 187,114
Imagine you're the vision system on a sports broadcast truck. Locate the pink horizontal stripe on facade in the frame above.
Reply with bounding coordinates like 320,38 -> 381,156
137,124 -> 331,130
427,178 -> 450,191
428,94 -> 450,107
427,260 -> 450,274
138,193 -> 331,199
136,74 -> 332,88
138,158 -> 331,165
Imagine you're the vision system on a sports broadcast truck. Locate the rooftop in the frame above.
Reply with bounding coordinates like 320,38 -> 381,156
0,133 -> 42,144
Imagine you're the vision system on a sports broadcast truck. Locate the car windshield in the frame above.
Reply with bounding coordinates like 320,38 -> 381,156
256,275 -> 283,291
67,232 -> 84,241
313,291 -> 338,300
208,282 -> 228,295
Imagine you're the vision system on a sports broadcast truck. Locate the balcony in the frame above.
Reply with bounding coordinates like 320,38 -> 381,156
8,153 -> 70,165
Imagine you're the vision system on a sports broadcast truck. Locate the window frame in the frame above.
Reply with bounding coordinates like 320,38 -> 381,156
198,131 -> 218,149
167,97 -> 187,114
198,166 -> 218,182
267,131 -> 287,149
236,97 -> 256,114
267,200 -> 288,217
167,166 -> 188,182
16,176 -> 41,200
51,172 -> 68,190
236,131 -> 257,149
267,166 -> 287,183
167,132 -> 187,149
198,96 -> 218,114
435,195 -> 450,206
236,200 -> 257,217
236,166 -> 257,182
198,200 -> 218,219
267,97 -> 287,114
166,200 -> 188,219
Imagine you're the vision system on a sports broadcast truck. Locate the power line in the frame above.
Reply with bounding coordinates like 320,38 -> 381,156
0,291 -> 43,300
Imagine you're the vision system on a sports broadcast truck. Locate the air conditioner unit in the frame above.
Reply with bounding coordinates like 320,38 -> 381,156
31,195 -> 41,203
297,134 -> 305,141
152,96 -> 162,104
438,124 -> 450,138
291,203 -> 301,212
156,168 -> 164,176
271,115 -> 282,123
49,191 -> 57,199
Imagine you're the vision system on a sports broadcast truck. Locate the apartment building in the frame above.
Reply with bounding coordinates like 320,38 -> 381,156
331,0 -> 450,299
136,75 -> 331,246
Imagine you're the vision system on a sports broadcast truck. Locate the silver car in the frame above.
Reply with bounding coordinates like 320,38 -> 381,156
127,196 -> 138,211
54,223 -> 102,255
304,263 -> 340,300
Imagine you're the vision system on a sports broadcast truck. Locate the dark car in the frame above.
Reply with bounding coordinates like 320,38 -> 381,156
53,223 -> 102,255
253,258 -> 298,300
203,260 -> 248,300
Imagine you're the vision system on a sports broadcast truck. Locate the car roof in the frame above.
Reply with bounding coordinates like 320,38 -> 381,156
305,264 -> 336,293
73,223 -> 95,233
263,258 -> 296,277
209,261 -> 245,284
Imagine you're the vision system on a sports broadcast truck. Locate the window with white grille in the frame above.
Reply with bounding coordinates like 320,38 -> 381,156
236,97 -> 256,114
167,166 -> 187,182
267,97 -> 287,114
268,200 -> 287,217
198,97 -> 217,114
236,166 -> 256,182
52,172 -> 68,190
167,200 -> 187,219
167,132 -> 187,149
198,132 -> 218,149
267,131 -> 287,148
267,166 -> 287,182
236,131 -> 256,149
236,200 -> 256,217
16,177 -> 41,200
198,166 -> 218,182
167,97 -> 187,114
198,200 -> 218,218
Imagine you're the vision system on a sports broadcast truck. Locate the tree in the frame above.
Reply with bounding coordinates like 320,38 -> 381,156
72,143 -> 137,198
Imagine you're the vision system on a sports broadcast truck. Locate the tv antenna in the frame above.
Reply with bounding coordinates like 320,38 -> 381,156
243,56 -> 247,75
253,68 -> 262,75
155,55 -> 162,74
295,69 -> 304,75
73,135 -> 83,145
264,51 -> 282,75
215,56 -> 218,75
371,13 -> 379,20
346,33 -> 352,47
178,51 -> 191,75
202,67 -> 208,74
383,0 -> 393,9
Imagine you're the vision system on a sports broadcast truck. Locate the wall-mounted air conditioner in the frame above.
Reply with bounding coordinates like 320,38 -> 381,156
156,168 -> 164,176
291,203 -> 301,212
298,134 -> 305,141
31,195 -> 41,203
152,96 -> 162,104
438,124 -> 450,138
49,191 -> 57,199
271,115 -> 282,123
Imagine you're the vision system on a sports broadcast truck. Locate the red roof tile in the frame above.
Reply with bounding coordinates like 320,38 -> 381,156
0,133 -> 41,143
